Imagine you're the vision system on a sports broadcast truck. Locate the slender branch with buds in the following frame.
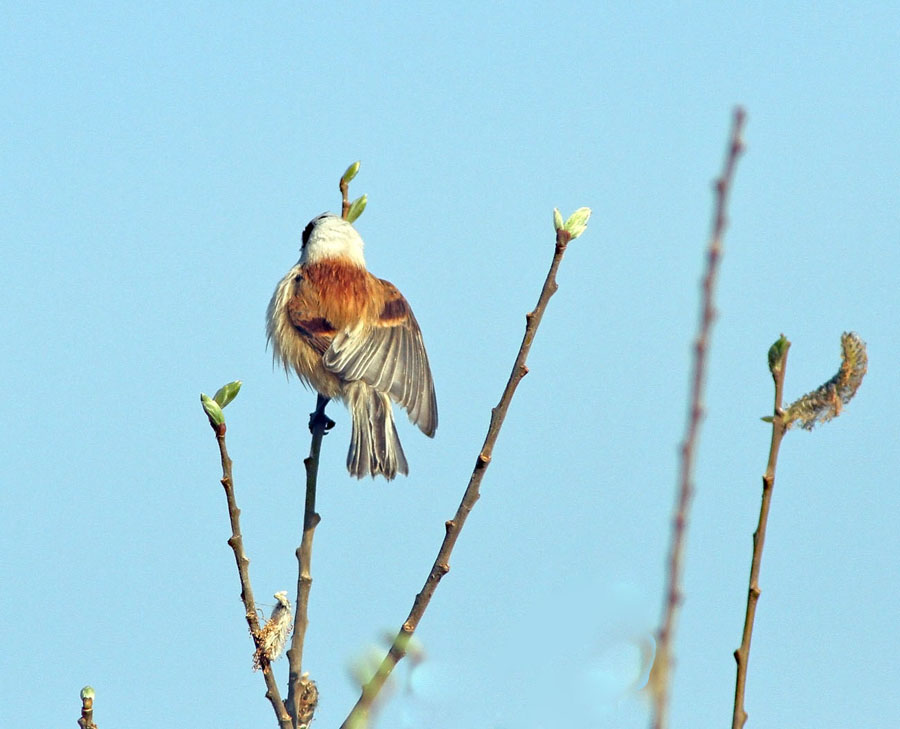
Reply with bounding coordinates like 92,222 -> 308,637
650,107 -> 747,729
210,419 -> 293,729
731,336 -> 789,729
340,210 -> 591,729
732,332 -> 867,728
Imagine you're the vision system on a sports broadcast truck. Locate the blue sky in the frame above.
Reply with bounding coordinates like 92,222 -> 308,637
2,3 -> 898,728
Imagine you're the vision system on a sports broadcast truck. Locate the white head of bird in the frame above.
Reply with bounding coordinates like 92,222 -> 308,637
299,213 -> 366,268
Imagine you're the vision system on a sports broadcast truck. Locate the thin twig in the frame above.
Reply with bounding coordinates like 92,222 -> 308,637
731,342 -> 789,729
340,175 -> 351,220
651,107 -> 746,729
285,411 -> 325,728
340,225 -> 578,729
214,424 -> 293,729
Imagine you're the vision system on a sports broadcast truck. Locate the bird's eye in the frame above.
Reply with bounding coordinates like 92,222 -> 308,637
294,273 -> 303,283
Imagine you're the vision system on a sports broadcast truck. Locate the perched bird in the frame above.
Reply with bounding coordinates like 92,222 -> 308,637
267,213 -> 437,479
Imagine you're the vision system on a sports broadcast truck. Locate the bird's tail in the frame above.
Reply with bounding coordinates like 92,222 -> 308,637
345,382 -> 408,480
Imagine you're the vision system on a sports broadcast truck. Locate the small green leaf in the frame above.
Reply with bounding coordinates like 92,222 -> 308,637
760,415 -> 774,423
347,194 -> 368,223
341,161 -> 361,184
201,393 -> 225,426
767,334 -> 790,375
553,208 -> 564,232
214,380 -> 242,408
563,207 -> 591,239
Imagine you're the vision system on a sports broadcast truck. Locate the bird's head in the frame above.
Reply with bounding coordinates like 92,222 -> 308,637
299,213 -> 366,268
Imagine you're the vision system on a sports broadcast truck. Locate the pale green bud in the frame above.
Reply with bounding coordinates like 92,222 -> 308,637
341,161 -> 361,184
201,393 -> 225,426
553,208 -> 564,232
80,686 -> 95,700
213,380 -> 242,408
347,194 -> 368,223
563,207 -> 591,239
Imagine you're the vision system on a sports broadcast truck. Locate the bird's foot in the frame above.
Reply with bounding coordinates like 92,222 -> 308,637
308,410 -> 335,432
309,395 -> 335,433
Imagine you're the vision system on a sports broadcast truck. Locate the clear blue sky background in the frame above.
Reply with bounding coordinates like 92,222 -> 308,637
2,3 -> 897,728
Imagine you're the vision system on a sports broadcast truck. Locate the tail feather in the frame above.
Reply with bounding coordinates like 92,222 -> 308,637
346,383 -> 408,480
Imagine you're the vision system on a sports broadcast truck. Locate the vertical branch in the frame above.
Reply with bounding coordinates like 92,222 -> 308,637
285,164 -> 359,726
340,175 -> 351,220
651,107 -> 746,729
214,425 -> 293,729
340,225 -> 579,729
731,341 -> 789,729
285,408 -> 326,728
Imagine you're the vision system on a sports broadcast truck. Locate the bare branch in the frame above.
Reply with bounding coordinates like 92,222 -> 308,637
213,424 -> 292,729
340,222 -> 583,729
731,335 -> 789,729
285,407 -> 326,728
650,106 -> 747,729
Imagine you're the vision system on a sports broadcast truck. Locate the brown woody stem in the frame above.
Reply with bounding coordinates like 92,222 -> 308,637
340,227 -> 576,729
214,428 -> 292,729
285,404 -> 326,728
731,343 -> 790,729
651,106 -> 746,729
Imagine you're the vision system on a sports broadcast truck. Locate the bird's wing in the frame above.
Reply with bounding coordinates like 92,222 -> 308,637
323,279 -> 437,436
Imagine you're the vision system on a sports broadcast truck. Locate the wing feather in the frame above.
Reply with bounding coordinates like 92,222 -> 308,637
323,283 -> 437,436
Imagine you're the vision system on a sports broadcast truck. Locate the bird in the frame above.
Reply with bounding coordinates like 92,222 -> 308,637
267,213 -> 437,480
